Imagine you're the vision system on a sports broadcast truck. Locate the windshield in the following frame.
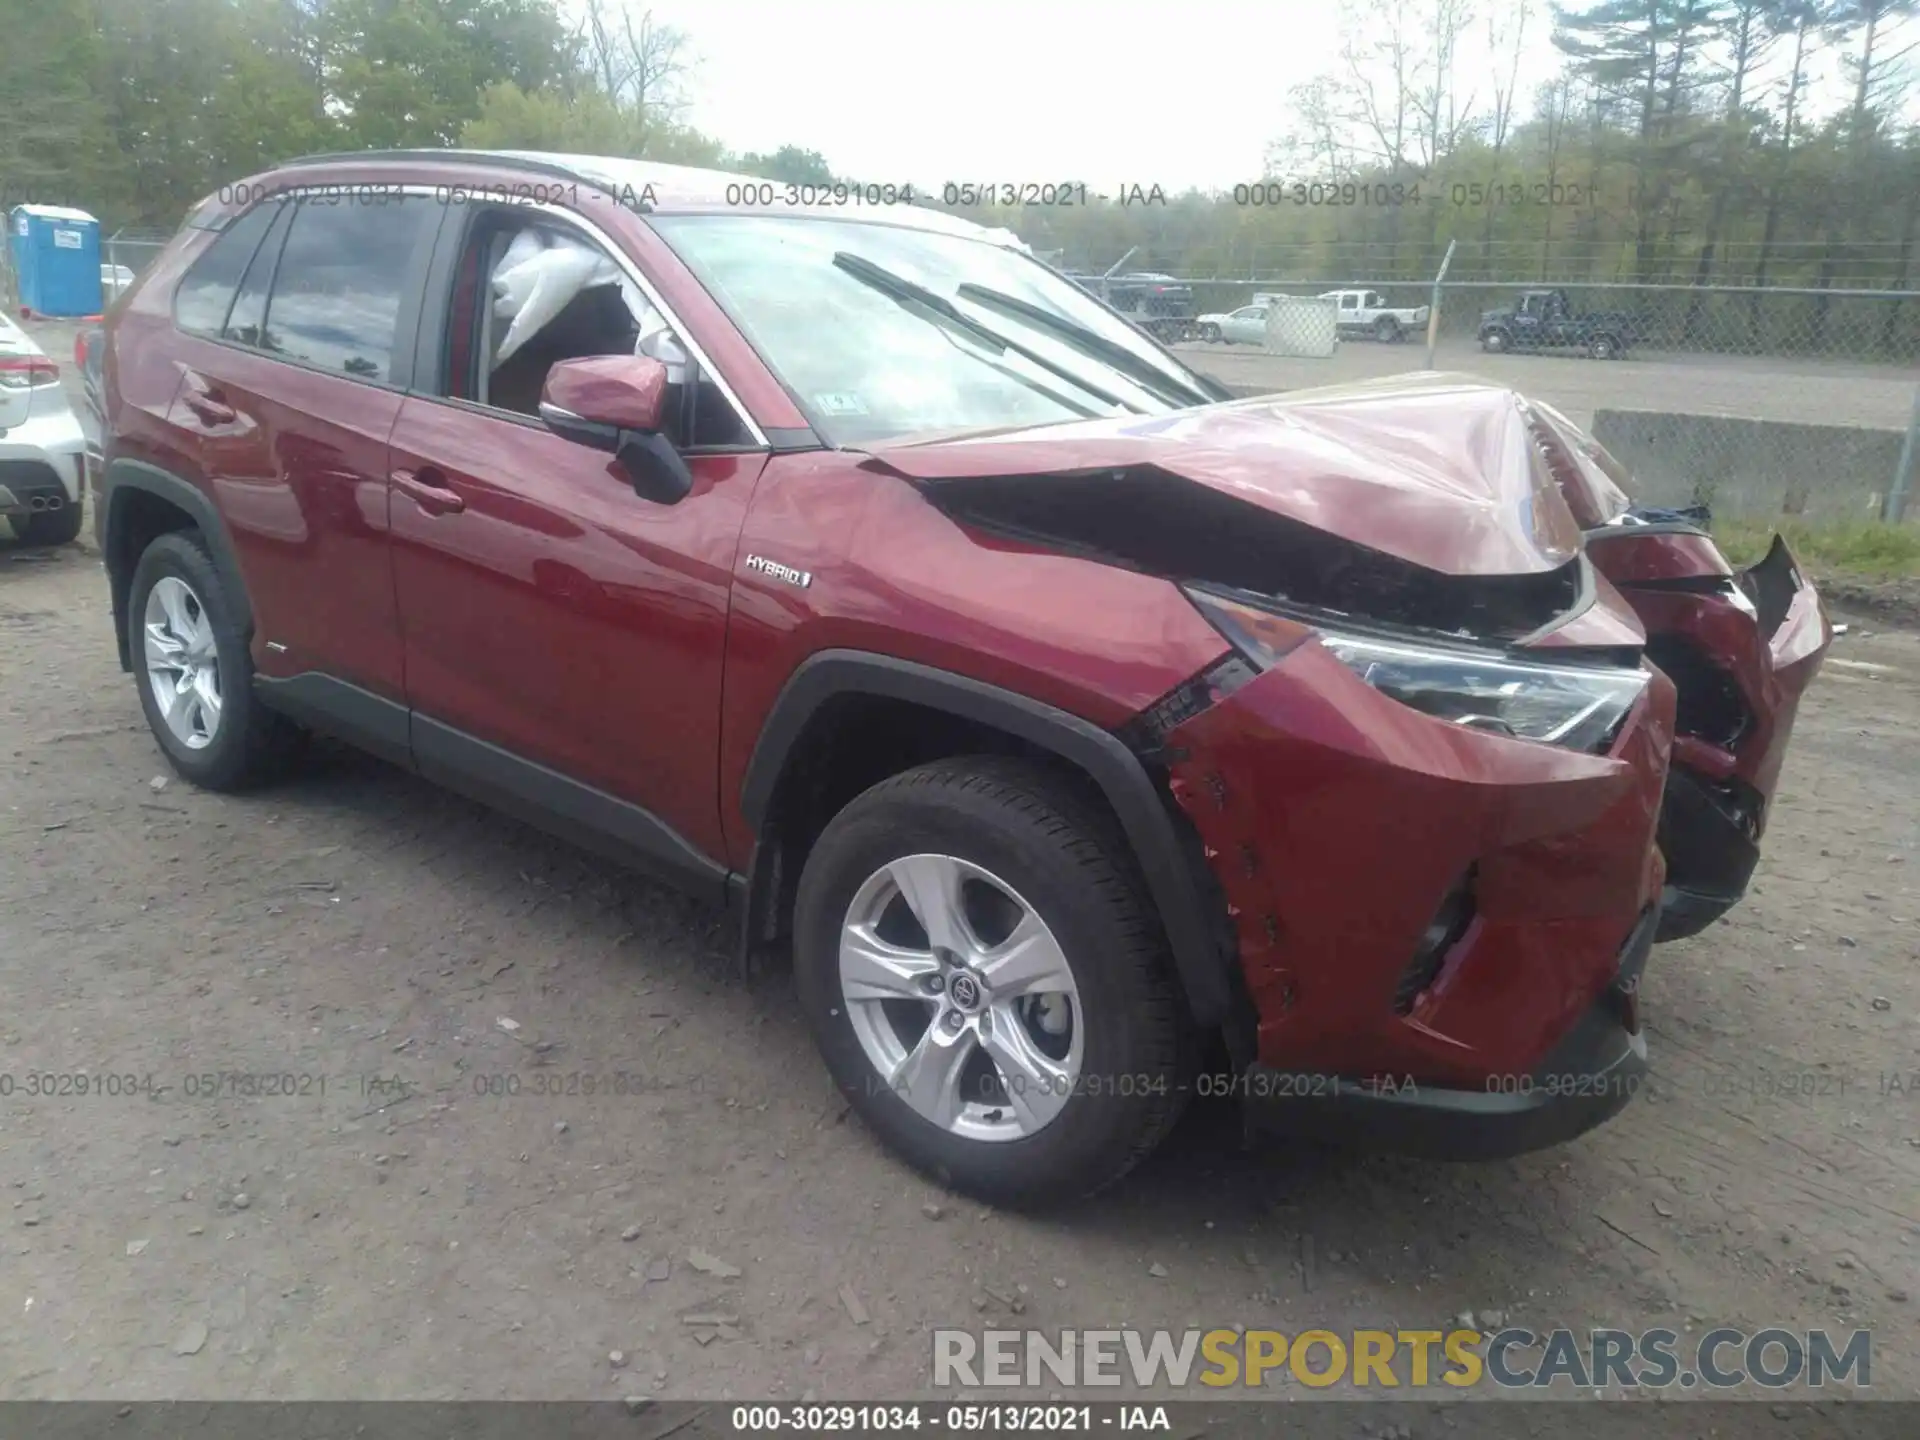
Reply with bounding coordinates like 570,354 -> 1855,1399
650,214 -> 1215,446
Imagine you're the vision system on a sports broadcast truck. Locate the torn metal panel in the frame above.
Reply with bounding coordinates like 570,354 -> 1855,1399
889,464 -> 1584,643
863,379 -> 1581,578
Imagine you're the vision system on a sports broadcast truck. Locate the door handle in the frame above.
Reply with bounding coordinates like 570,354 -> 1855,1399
391,467 -> 466,516
182,390 -> 235,425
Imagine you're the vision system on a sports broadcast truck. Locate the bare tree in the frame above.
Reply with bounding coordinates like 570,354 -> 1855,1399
1536,72 -> 1580,276
1409,0 -> 1480,167
1749,0 -> 1827,335
1683,0 -> 1784,330
1266,76 -> 1357,179
578,0 -> 691,121
1486,0 -> 1533,155
1481,0 -> 1534,266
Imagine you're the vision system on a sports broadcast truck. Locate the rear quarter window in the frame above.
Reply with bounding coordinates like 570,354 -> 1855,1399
173,201 -> 281,338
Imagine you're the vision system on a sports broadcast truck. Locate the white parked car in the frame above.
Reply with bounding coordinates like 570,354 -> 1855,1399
1318,288 -> 1429,342
0,312 -> 87,545
102,263 -> 137,302
1195,303 -> 1272,345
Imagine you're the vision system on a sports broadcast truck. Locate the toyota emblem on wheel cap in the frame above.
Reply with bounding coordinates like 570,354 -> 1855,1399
948,973 -> 983,1011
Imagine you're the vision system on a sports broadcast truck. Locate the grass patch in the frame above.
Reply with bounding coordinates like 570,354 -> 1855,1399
1708,517 -> 1920,578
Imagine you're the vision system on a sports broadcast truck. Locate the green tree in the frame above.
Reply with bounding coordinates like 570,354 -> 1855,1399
738,145 -> 836,185
462,81 -> 730,165
324,0 -> 576,149
0,0 -> 106,214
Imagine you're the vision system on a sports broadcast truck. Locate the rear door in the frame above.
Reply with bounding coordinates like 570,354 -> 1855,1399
166,193 -> 440,706
383,201 -> 768,872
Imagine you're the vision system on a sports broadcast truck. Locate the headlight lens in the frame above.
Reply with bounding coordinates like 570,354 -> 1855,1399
1184,586 -> 1648,753
1316,631 -> 1648,752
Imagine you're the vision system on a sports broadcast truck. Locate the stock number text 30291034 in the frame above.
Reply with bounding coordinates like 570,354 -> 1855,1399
1234,180 -> 1424,207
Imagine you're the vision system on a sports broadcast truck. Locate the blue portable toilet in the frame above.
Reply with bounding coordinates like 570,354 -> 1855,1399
9,205 -> 104,317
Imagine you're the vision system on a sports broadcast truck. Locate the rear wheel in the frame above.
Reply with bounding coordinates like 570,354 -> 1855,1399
1588,334 -> 1618,360
792,758 -> 1193,1207
13,501 -> 82,546
1373,315 -> 1401,343
127,530 -> 303,791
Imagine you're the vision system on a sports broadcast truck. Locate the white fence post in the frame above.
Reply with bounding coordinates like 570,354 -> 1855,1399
1426,239 -> 1456,370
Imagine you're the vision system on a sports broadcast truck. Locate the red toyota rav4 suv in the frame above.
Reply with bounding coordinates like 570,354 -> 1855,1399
92,151 -> 1825,1205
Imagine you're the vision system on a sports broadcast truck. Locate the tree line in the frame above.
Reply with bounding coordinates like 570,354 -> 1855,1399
1,0 -> 1913,301
0,0 -> 836,233
958,0 -> 1919,293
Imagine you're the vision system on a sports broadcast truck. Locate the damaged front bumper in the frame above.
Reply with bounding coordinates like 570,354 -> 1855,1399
1242,906 -> 1655,1160
1585,526 -> 1832,941
1153,634 -> 1675,1160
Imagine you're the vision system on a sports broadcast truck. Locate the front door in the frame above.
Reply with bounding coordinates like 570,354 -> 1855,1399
386,204 -> 767,874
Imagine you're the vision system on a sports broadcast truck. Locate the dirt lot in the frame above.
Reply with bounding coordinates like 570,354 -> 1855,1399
1175,336 -> 1920,433
3,509 -> 1919,1411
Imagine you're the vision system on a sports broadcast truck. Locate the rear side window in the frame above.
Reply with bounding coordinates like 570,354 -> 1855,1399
222,203 -> 293,348
174,202 -> 280,338
262,199 -> 433,382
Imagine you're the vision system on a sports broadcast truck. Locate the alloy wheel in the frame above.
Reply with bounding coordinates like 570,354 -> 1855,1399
838,853 -> 1082,1142
143,575 -> 223,750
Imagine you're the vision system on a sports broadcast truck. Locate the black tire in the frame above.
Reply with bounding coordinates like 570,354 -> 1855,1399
792,757 -> 1194,1207
126,530 -> 303,791
1373,315 -> 1401,343
1200,323 -> 1221,343
1481,328 -> 1509,354
1588,334 -> 1618,360
14,501 -> 83,546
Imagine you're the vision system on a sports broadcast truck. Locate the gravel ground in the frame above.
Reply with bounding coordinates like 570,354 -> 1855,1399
3,514 -> 1919,1409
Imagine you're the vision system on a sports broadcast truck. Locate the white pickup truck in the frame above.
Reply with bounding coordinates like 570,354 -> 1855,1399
1318,288 -> 1429,343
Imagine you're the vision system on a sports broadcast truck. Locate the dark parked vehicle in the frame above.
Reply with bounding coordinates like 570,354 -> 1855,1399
1479,288 -> 1643,359
1065,269 -> 1196,343
92,150 -> 1822,1206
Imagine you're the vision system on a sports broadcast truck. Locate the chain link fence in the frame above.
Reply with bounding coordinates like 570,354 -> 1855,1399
102,228 -> 174,306
16,211 -> 1918,525
1172,276 -> 1920,525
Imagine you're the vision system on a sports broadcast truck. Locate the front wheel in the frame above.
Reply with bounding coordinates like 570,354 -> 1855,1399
1199,323 -> 1221,343
1481,329 -> 1509,354
792,758 -> 1193,1207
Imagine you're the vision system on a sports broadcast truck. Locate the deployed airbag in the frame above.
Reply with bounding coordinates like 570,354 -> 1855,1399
490,227 -> 686,377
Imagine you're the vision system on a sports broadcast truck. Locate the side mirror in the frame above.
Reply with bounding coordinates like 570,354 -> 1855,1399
538,355 -> 694,506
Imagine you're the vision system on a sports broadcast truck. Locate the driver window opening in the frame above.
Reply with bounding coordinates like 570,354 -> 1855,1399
441,212 -> 753,449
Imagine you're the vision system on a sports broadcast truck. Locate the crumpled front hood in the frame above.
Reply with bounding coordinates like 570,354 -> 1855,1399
862,374 -> 1581,578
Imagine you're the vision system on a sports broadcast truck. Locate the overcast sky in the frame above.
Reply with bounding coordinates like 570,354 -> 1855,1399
635,0 -> 1915,192
645,0 -> 1344,191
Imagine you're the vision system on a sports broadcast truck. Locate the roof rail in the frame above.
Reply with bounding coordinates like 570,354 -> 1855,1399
276,149 -> 595,186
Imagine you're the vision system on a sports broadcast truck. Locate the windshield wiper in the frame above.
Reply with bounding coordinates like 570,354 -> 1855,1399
954,282 -> 1224,407
832,252 -> 1133,413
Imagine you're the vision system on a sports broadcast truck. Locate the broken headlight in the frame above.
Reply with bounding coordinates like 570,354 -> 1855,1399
1184,587 -> 1648,754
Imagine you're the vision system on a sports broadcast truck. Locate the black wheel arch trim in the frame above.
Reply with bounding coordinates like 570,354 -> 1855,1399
101,458 -> 252,671
741,650 -> 1250,1035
